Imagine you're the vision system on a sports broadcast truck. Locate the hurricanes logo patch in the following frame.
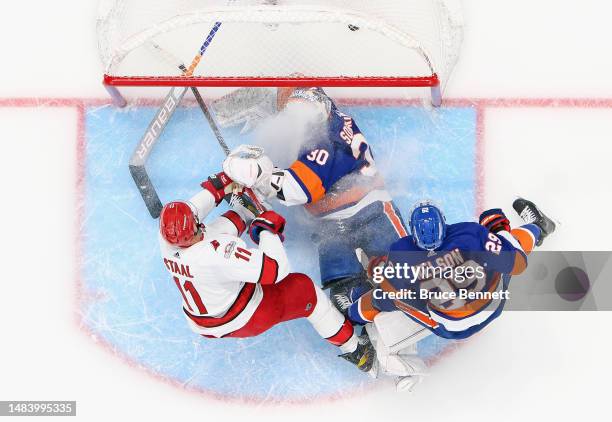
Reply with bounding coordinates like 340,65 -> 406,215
224,241 -> 237,259
210,240 -> 220,251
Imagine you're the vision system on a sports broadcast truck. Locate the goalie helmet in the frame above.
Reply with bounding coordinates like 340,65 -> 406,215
159,201 -> 203,247
409,201 -> 447,251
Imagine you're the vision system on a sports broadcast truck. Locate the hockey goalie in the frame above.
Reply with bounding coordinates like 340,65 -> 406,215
220,87 -> 408,313
157,172 -> 375,373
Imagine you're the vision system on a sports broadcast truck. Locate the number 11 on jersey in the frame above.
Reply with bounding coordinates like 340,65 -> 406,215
173,276 -> 208,315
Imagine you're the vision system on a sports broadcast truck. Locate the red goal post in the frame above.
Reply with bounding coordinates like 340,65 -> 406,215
98,0 -> 463,107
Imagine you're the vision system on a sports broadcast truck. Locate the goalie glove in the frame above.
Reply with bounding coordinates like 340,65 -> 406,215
222,144 -> 273,188
201,172 -> 235,205
251,168 -> 286,200
249,210 -> 286,244
479,208 -> 511,234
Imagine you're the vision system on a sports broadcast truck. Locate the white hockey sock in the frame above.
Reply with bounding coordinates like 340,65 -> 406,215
307,285 -> 358,353
338,333 -> 359,354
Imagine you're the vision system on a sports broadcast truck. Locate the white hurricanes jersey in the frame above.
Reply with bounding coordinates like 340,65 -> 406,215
159,191 -> 289,338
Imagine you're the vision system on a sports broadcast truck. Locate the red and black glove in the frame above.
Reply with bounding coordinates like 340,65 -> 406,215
249,210 -> 286,244
479,208 -> 511,234
201,172 -> 234,205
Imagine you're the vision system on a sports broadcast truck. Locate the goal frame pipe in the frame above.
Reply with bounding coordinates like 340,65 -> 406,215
103,74 -> 442,107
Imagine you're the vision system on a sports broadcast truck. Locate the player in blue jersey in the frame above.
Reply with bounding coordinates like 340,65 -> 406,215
346,198 -> 556,339
222,87 -> 408,312
338,198 -> 556,391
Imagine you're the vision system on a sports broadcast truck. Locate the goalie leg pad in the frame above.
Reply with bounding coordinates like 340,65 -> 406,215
374,311 -> 432,354
365,312 -> 430,378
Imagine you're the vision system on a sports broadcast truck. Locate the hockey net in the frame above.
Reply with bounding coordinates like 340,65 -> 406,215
98,0 -> 463,106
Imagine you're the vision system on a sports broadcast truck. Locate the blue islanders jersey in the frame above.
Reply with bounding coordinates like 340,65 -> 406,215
282,88 -> 390,219
372,222 -> 526,339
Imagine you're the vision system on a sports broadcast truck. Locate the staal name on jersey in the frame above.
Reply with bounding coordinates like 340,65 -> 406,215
163,258 -> 193,278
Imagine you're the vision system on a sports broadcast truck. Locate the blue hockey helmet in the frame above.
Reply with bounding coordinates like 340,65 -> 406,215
409,201 -> 447,251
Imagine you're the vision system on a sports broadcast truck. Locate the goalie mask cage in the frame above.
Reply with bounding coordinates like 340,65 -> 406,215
98,0 -> 464,107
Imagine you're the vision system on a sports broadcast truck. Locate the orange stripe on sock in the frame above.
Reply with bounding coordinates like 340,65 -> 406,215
511,227 -> 535,254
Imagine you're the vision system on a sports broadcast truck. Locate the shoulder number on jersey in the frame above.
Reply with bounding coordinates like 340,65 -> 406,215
234,247 -> 252,262
485,232 -> 502,255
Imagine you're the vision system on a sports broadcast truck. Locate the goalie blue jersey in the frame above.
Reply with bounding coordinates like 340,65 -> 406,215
284,88 -> 389,217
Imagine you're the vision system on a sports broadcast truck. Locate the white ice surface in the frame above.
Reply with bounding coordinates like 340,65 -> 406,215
1,1 -> 612,421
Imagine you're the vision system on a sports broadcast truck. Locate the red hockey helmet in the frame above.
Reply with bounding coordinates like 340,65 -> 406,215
159,201 -> 202,247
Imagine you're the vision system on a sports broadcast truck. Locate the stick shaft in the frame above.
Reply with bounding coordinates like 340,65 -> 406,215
185,22 -> 222,76
129,86 -> 188,218
151,40 -> 267,215
188,85 -> 230,155
151,42 -> 231,155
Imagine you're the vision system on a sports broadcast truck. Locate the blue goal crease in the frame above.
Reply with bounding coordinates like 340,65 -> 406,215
80,104 -> 477,401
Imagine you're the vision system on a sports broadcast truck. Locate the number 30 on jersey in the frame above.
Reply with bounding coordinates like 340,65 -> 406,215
306,149 -> 329,165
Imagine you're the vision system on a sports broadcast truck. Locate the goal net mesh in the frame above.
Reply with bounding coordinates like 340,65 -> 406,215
98,0 -> 463,89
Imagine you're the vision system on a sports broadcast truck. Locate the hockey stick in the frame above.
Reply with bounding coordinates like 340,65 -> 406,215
127,23 -> 222,219
152,44 -> 230,155
150,41 -> 267,216
175,22 -> 230,154
127,23 -> 231,219
146,22 -> 267,216
129,87 -> 188,218
355,248 -> 370,272
184,22 -> 222,77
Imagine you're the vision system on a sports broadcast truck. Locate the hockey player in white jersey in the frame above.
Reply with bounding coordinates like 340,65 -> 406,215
158,171 -> 375,372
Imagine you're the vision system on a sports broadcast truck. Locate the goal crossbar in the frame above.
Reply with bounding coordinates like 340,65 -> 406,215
103,75 -> 442,107
103,75 -> 440,88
